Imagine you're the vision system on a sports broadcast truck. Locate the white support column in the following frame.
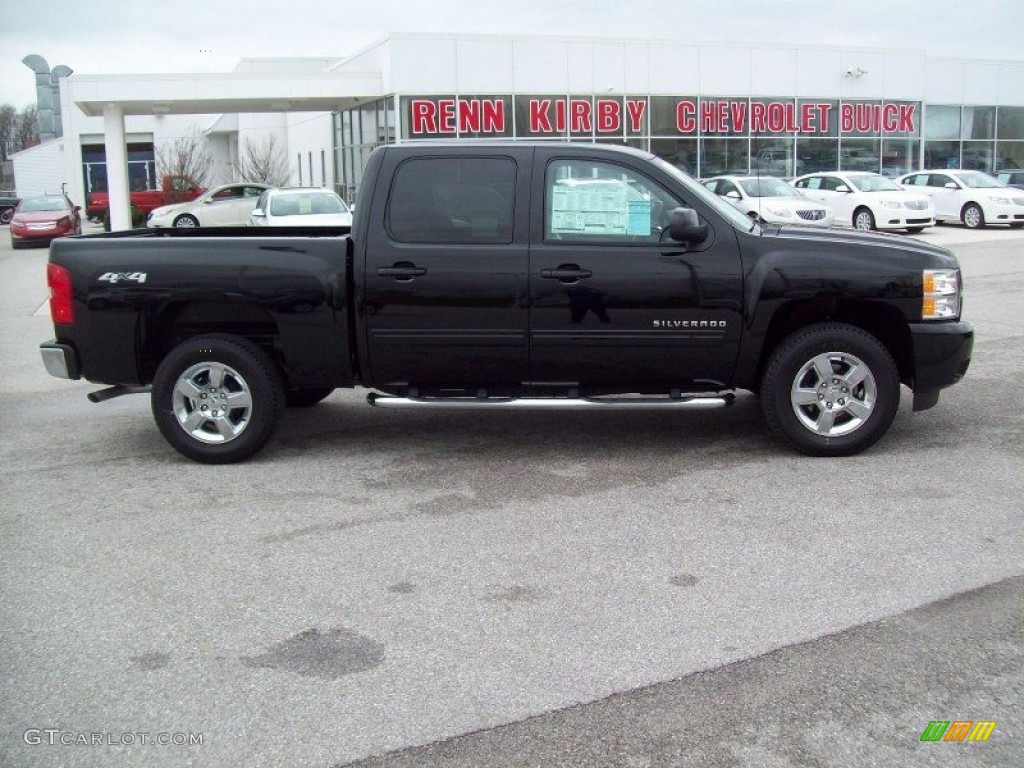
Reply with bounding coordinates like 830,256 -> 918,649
103,103 -> 131,231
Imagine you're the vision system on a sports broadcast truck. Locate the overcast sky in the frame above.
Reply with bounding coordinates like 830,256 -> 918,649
1,0 -> 1022,108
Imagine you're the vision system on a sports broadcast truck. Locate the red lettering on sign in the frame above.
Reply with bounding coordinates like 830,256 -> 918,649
700,100 -> 717,133
570,99 -> 592,133
899,104 -> 915,133
555,100 -> 566,133
855,103 -> 871,132
530,99 -> 553,133
816,103 -> 831,133
840,103 -> 854,133
481,100 -> 504,133
459,100 -> 480,133
410,100 -> 437,134
676,100 -> 696,133
750,101 -> 767,133
882,104 -> 898,133
596,100 -> 620,133
767,102 -> 785,133
437,99 -> 456,134
799,103 -> 815,133
625,99 -> 646,133
730,101 -> 747,133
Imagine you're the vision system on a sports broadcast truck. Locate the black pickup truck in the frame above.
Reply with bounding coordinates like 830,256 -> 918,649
40,143 -> 972,463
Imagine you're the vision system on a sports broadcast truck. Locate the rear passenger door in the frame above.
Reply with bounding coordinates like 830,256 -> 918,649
362,148 -> 531,391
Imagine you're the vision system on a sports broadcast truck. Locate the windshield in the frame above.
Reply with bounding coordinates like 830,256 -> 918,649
651,157 -> 757,232
954,171 -> 1004,189
19,196 -> 68,212
738,178 -> 795,198
269,193 -> 347,216
849,175 -> 902,193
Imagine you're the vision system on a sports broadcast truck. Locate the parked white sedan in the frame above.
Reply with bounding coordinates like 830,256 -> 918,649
703,175 -> 833,227
897,169 -> 1024,229
248,188 -> 353,227
146,183 -> 269,228
791,171 -> 935,233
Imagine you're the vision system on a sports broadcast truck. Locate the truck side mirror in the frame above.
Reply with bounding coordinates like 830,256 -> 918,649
668,207 -> 709,244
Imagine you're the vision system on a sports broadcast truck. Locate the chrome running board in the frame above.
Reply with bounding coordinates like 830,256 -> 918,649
367,392 -> 734,410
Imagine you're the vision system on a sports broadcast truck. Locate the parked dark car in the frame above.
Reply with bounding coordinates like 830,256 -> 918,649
10,192 -> 82,249
0,190 -> 20,225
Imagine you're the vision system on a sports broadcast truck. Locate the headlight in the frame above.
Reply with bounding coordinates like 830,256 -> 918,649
990,196 -> 1010,204
881,200 -> 901,209
922,269 -> 960,320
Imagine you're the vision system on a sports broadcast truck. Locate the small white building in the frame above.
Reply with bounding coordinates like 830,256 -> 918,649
13,34 -> 1024,227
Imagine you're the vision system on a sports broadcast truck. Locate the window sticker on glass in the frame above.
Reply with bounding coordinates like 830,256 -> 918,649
551,180 -> 631,235
626,200 -> 651,235
299,197 -> 313,214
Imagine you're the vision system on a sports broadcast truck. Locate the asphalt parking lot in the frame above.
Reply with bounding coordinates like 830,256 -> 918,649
1,223 -> 1021,767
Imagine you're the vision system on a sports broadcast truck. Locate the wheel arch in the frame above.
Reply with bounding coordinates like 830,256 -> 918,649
140,300 -> 283,384
752,299 -> 913,389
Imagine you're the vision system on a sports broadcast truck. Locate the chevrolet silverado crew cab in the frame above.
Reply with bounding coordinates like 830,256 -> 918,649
40,143 -> 973,463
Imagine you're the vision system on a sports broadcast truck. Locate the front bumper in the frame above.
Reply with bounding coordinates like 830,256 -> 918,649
982,200 -> 1024,224
40,341 -> 81,380
909,321 -> 973,410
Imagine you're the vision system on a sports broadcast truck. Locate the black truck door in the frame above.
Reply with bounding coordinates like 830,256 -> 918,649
361,148 -> 531,391
528,149 -> 744,391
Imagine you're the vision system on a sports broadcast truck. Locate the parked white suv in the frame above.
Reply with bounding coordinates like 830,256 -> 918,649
897,169 -> 1024,229
791,171 -> 935,233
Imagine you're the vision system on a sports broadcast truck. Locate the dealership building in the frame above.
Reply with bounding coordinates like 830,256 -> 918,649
13,33 -> 1024,227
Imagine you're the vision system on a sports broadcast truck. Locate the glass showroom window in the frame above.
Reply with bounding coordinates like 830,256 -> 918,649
997,107 -> 1024,170
925,105 -> 961,169
840,139 -> 881,173
752,136 -> 798,177
650,139 -> 698,176
881,138 -> 920,177
796,138 -> 838,174
700,138 -> 750,177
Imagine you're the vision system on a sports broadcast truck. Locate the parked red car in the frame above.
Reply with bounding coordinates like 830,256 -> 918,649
86,175 -> 205,219
9,192 -> 82,249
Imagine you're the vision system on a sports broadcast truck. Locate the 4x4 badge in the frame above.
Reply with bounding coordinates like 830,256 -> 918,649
97,272 -> 147,284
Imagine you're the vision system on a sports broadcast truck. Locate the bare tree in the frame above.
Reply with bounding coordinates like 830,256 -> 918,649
15,105 -> 39,152
156,129 -> 213,187
0,104 -> 17,160
233,134 -> 290,186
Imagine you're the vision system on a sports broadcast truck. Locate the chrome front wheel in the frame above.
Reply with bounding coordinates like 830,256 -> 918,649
761,323 -> 899,456
789,352 -> 876,437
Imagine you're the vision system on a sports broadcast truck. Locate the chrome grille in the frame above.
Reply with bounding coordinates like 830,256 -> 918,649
904,199 -> 929,210
796,209 -> 825,221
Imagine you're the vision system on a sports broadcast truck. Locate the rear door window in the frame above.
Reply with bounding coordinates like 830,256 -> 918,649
386,157 -> 516,244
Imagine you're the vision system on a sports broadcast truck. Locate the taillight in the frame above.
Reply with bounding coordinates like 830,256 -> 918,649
48,263 -> 74,325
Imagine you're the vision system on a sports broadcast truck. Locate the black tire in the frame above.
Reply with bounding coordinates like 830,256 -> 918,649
285,387 -> 334,408
962,203 -> 984,229
0,208 -> 13,225
761,322 -> 900,457
853,207 -> 876,231
151,335 -> 284,463
905,227 -> 926,234
173,214 -> 199,228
